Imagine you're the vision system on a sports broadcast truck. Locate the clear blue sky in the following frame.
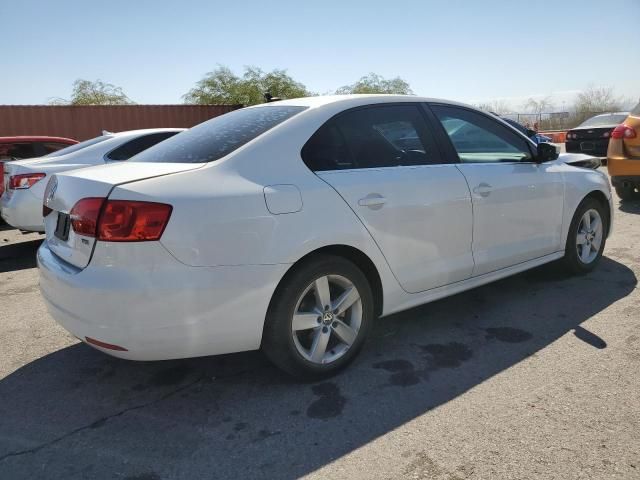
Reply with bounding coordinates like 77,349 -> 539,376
2,0 -> 638,110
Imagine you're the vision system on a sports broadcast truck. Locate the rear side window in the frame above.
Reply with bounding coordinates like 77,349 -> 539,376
106,132 -> 179,161
132,106 -> 307,163
302,104 -> 440,171
41,142 -> 72,155
431,105 -> 533,163
45,135 -> 111,157
0,143 -> 38,160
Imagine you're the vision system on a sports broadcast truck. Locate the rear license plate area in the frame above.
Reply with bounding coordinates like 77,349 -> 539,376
54,212 -> 71,241
580,141 -> 594,151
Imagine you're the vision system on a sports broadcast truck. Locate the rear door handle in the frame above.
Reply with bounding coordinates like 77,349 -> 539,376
472,183 -> 493,197
358,194 -> 387,210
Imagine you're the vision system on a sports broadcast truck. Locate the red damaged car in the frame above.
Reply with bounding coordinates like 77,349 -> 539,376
0,136 -> 78,196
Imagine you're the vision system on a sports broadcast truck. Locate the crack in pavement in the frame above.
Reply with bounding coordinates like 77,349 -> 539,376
0,375 -> 203,463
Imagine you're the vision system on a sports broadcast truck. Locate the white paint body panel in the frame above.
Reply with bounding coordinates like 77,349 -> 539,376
457,162 -> 565,276
37,95 -> 614,361
318,164 -> 473,293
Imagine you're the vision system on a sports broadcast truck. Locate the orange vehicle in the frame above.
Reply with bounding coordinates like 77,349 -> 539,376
607,102 -> 640,200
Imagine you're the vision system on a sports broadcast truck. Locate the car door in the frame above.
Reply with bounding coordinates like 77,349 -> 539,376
302,103 -> 474,294
429,104 -> 564,277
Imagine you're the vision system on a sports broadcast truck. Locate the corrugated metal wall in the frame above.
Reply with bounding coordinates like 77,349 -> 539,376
0,104 -> 241,141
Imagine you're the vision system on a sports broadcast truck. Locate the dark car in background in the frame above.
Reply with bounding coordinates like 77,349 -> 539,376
565,113 -> 628,157
499,117 -> 552,144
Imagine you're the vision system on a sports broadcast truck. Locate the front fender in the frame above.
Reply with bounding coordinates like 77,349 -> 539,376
560,164 -> 613,245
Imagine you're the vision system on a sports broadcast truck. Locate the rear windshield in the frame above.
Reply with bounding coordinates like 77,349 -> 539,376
631,103 -> 640,117
578,113 -> 628,128
131,105 -> 307,163
45,135 -> 111,157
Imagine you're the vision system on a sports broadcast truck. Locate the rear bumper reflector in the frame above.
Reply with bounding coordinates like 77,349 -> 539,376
85,336 -> 128,351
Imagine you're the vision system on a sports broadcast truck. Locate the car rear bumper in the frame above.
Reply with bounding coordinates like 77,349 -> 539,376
0,188 -> 45,232
607,158 -> 640,178
38,240 -> 289,360
565,140 -> 609,157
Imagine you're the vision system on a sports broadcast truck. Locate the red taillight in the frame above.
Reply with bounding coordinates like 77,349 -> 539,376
70,197 -> 105,237
9,173 -> 46,190
69,198 -> 172,241
611,124 -> 637,140
97,200 -> 172,241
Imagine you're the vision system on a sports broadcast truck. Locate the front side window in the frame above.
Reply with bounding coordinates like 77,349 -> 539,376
431,105 -> 533,163
131,106 -> 307,163
106,131 -> 179,161
302,104 -> 440,171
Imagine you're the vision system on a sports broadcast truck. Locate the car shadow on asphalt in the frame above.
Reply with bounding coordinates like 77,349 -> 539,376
0,239 -> 42,273
0,257 -> 636,479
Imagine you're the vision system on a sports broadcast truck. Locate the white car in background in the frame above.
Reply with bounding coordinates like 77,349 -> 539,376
1,128 -> 183,231
38,95 -> 613,378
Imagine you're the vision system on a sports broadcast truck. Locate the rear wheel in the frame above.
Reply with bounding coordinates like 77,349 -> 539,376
615,184 -> 638,201
563,198 -> 607,274
262,255 -> 374,379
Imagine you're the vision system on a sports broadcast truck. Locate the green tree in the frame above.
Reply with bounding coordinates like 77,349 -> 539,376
50,79 -> 134,105
335,73 -> 413,95
184,65 -> 311,105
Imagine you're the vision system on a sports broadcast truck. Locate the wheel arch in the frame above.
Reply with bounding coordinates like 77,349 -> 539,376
268,244 -> 384,319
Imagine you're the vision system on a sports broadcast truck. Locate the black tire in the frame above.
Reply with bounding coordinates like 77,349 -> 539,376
615,185 -> 638,201
262,254 -> 374,379
562,197 -> 608,275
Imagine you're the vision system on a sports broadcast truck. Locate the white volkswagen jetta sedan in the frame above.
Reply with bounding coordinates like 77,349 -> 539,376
1,128 -> 183,232
38,95 -> 612,378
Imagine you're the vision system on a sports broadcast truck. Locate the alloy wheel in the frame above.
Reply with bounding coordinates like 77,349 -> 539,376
291,274 -> 363,365
575,208 -> 603,264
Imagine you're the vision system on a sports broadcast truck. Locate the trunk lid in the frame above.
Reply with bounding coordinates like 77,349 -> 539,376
568,126 -> 615,141
44,162 -> 203,269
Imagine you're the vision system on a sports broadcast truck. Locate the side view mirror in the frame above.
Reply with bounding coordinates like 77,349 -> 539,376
536,142 -> 559,163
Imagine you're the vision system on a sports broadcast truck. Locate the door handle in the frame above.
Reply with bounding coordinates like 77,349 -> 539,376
358,194 -> 387,210
472,183 -> 493,197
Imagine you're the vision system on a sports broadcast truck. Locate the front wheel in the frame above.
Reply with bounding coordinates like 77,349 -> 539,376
262,255 -> 374,379
563,198 -> 607,274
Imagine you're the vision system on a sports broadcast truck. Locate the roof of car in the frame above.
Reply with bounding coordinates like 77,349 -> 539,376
589,112 -> 629,118
0,136 -> 78,143
255,94 -> 470,110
